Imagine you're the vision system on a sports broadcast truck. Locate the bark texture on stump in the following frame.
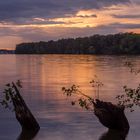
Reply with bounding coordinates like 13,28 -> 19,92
10,82 -> 40,131
93,99 -> 129,134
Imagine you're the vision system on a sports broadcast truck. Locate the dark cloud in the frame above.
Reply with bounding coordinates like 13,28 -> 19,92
63,14 -> 97,18
76,14 -> 97,18
0,19 -> 66,25
0,0 -> 130,23
112,14 -> 140,19
106,23 -> 140,29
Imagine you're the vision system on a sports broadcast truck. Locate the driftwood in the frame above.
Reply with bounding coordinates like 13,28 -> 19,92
93,99 -> 129,134
9,82 -> 40,132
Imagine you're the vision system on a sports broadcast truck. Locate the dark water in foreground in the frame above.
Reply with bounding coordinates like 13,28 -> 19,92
0,55 -> 140,140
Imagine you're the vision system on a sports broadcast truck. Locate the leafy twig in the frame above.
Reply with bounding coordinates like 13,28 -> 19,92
0,80 -> 22,111
62,76 -> 103,111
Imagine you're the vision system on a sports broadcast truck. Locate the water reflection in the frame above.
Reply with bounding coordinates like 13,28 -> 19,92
99,129 -> 128,140
15,55 -> 97,98
17,129 -> 39,140
0,55 -> 140,140
14,55 -> 140,102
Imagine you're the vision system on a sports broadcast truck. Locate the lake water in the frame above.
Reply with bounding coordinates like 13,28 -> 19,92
0,55 -> 140,140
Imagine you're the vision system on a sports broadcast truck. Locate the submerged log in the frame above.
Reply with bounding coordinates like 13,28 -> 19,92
9,82 -> 40,131
93,99 -> 129,134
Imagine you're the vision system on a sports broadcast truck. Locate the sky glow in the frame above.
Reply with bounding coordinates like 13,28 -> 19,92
0,0 -> 139,49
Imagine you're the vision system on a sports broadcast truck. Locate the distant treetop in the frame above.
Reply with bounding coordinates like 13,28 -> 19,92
15,33 -> 140,54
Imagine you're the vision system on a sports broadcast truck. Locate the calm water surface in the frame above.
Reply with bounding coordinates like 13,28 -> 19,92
0,55 -> 140,140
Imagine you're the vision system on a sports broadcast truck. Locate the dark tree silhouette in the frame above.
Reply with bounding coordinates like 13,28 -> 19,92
15,33 -> 140,55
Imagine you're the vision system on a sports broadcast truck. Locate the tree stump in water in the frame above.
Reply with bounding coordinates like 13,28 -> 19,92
99,129 -> 127,140
10,82 -> 40,131
93,99 -> 129,134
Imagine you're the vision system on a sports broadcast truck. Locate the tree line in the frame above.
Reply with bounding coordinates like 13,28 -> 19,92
15,33 -> 140,54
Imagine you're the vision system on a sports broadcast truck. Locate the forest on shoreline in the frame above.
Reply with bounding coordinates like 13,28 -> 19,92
15,33 -> 140,55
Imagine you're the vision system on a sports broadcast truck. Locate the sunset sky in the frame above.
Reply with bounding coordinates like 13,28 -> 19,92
0,0 -> 140,49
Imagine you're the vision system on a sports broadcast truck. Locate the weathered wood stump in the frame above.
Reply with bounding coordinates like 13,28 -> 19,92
9,82 -> 40,132
93,99 -> 129,134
